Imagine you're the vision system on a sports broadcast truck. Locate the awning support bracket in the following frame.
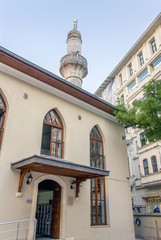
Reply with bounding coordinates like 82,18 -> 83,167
18,169 -> 29,193
75,178 -> 86,198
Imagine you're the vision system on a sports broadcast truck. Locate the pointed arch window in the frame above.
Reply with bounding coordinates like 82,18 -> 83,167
90,126 -> 106,225
41,109 -> 63,158
0,94 -> 6,149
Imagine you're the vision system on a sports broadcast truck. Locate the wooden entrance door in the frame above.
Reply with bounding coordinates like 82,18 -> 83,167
51,182 -> 61,239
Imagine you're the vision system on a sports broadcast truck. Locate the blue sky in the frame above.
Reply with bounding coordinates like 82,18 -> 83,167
0,0 -> 160,93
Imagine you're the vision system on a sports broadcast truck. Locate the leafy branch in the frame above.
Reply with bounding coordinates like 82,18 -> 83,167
114,79 -> 161,142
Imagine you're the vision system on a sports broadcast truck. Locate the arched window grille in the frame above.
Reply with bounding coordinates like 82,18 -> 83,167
41,109 -> 63,158
90,126 -> 106,225
0,94 -> 6,149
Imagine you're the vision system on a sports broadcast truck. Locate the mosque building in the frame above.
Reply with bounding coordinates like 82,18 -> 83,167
0,21 -> 135,240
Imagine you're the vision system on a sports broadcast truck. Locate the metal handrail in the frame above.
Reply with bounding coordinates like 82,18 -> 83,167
0,218 -> 36,226
0,218 -> 37,240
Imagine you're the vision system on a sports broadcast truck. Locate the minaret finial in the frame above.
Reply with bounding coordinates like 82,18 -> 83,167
73,19 -> 77,30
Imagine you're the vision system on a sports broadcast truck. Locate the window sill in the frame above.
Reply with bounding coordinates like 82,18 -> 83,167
141,171 -> 161,178
91,224 -> 110,228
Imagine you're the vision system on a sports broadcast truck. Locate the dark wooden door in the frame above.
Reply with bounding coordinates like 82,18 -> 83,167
51,182 -> 61,239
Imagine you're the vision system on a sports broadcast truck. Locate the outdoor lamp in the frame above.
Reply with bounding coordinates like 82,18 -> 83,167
26,173 -> 33,185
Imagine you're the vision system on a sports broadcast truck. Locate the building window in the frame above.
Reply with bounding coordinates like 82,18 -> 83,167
0,94 -> 6,149
41,109 -> 63,158
140,132 -> 146,147
90,126 -> 106,225
150,55 -> 161,71
128,63 -> 133,76
138,52 -> 144,66
151,156 -> 158,173
128,79 -> 136,92
151,38 -> 157,54
125,128 -> 129,134
120,94 -> 124,103
143,159 -> 149,175
119,73 -> 123,87
138,68 -> 148,83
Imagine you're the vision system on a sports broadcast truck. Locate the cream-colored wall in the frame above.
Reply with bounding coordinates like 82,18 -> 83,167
91,180 -> 135,240
0,70 -> 134,240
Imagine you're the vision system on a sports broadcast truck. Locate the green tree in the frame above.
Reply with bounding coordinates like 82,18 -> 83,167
114,79 -> 161,142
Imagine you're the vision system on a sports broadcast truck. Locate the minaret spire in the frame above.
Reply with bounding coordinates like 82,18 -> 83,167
59,21 -> 88,88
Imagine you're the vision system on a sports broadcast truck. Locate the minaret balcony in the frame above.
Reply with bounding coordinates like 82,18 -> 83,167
60,53 -> 87,68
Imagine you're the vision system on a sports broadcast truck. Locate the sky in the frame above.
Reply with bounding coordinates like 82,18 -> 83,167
0,0 -> 160,93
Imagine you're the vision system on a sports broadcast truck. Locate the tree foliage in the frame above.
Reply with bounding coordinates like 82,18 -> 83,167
114,79 -> 161,142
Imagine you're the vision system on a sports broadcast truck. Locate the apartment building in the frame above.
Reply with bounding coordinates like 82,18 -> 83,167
95,13 -> 161,214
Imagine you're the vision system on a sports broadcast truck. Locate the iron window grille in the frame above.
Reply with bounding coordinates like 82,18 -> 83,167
41,109 -> 64,158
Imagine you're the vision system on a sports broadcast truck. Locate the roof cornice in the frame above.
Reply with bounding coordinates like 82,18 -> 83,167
0,46 -> 116,116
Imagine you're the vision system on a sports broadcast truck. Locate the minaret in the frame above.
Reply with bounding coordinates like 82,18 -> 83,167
60,20 -> 88,88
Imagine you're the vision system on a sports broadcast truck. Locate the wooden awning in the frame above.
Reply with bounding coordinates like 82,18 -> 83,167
11,154 -> 109,197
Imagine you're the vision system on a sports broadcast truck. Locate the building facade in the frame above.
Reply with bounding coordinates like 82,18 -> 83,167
95,13 -> 161,215
0,23 -> 135,240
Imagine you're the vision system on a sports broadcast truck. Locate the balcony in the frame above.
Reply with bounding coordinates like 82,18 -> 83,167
60,53 -> 87,68
136,171 -> 161,189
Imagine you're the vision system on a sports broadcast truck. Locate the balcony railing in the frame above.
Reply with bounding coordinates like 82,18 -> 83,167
60,53 -> 87,68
